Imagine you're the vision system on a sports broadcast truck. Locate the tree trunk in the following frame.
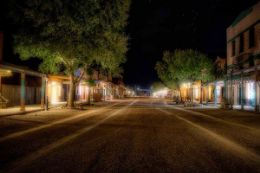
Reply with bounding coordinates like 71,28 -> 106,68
68,74 -> 76,108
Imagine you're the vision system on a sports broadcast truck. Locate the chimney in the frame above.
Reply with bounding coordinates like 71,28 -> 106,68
0,32 -> 3,63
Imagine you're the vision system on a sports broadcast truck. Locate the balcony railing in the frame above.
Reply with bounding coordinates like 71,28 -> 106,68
233,52 -> 254,69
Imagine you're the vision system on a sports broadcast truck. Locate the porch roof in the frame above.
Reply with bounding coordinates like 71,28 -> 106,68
0,63 -> 45,77
48,75 -> 70,81
0,69 -> 12,77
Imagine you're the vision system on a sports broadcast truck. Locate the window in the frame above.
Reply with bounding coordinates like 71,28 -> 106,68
249,55 -> 254,67
239,34 -> 244,53
249,27 -> 255,48
232,40 -> 236,56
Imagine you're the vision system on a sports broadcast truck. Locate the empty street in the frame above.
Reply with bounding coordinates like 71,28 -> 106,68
0,98 -> 260,173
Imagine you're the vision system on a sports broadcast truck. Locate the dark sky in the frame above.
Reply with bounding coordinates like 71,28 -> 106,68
124,0 -> 259,88
1,0 -> 259,88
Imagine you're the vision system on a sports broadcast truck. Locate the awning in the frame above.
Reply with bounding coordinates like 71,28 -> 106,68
0,69 -> 12,77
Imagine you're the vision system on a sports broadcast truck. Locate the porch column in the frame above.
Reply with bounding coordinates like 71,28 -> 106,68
240,72 -> 244,110
255,69 -> 258,112
200,81 -> 203,104
20,72 -> 26,111
0,76 -> 2,95
224,79 -> 226,102
214,82 -> 216,105
255,81 -> 258,112
205,85 -> 208,104
191,85 -> 193,103
231,71 -> 234,109
45,78 -> 49,110
41,76 -> 46,108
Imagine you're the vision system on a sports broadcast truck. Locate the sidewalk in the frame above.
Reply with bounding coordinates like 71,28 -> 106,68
167,101 -> 221,109
0,105 -> 43,117
0,102 -> 68,117
187,103 -> 221,109
0,101 -> 114,117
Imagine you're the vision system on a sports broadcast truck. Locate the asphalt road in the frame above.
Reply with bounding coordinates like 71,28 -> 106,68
0,98 -> 260,173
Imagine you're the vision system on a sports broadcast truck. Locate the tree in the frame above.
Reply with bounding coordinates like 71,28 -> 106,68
155,49 -> 214,100
8,0 -> 130,108
91,0 -> 130,79
214,57 -> 226,80
151,81 -> 166,92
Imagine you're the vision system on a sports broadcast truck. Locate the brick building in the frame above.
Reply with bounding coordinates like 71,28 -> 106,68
226,1 -> 260,111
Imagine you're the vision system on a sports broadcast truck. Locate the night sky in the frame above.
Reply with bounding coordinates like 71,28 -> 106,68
1,0 -> 260,88
124,0 -> 259,88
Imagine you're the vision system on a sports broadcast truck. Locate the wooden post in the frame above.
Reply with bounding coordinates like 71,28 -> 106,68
20,72 -> 26,111
241,73 -> 244,110
191,84 -> 193,103
200,80 -> 203,104
0,76 -> 2,95
205,85 -> 208,104
45,78 -> 48,111
223,80 -> 226,99
41,76 -> 45,108
214,81 -> 217,105
0,32 -> 3,64
255,68 -> 258,112
255,81 -> 258,112
231,81 -> 234,109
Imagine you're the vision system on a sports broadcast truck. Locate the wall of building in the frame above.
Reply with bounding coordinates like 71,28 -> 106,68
227,2 -> 260,42
2,84 -> 41,107
226,1 -> 260,111
1,72 -> 42,107
0,32 -> 3,63
227,2 -> 260,68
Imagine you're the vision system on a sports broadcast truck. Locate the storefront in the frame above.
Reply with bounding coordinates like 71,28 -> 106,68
47,75 -> 69,104
214,81 -> 224,104
226,72 -> 259,111
0,64 -> 46,110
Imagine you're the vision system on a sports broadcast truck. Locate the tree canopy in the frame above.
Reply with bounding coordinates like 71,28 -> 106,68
155,50 -> 214,89
151,81 -> 166,92
91,0 -> 130,78
8,0 -> 130,107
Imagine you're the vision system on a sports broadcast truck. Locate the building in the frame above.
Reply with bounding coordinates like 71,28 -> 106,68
179,81 -> 201,103
226,2 -> 260,111
47,74 -> 92,104
135,88 -> 151,97
0,32 -> 92,109
47,75 -> 69,104
179,56 -> 226,105
0,30 -> 129,110
112,78 -> 127,99
0,63 -> 46,110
